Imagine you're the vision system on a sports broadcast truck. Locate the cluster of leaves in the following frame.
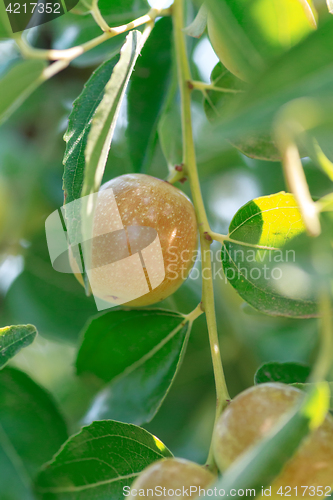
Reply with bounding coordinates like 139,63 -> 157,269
1,0 -> 333,498
0,321 -> 330,498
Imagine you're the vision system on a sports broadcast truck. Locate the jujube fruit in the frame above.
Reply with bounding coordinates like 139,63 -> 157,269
71,174 -> 198,306
127,458 -> 215,499
213,383 -> 333,494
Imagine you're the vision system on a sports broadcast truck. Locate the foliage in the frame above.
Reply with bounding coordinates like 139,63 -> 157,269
1,0 -> 333,498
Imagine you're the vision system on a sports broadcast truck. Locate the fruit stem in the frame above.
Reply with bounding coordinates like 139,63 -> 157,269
14,7 -> 170,62
172,0 -> 230,469
172,0 -> 210,234
274,100 -> 322,237
311,139 -> 333,182
211,231 -> 276,251
184,303 -> 204,323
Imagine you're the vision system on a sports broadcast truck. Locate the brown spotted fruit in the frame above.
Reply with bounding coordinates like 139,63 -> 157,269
70,174 -> 198,307
127,458 -> 215,499
213,383 -> 333,495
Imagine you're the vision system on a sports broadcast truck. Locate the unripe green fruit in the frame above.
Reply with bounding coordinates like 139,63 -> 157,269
71,174 -> 198,307
213,383 -> 333,494
128,458 -> 215,499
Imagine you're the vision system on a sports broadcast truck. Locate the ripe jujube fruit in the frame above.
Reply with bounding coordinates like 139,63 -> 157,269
213,383 -> 333,494
71,174 -> 198,307
127,458 -> 215,499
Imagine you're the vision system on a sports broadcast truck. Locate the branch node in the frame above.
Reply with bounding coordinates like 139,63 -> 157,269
204,231 -> 213,242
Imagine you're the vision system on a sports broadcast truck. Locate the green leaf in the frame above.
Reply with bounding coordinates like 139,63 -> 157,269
204,62 -> 245,122
75,0 -> 149,20
62,56 -> 118,289
83,30 -> 143,199
228,134 -> 281,162
255,362 -> 311,385
98,0 -> 149,19
77,308 -> 190,425
0,59 -> 46,126
80,30 -> 145,274
183,3 -> 208,38
5,234 -> 97,344
221,192 -> 318,318
0,0 -> 12,39
205,0 -> 264,82
35,420 -> 172,499
204,62 -> 281,161
0,367 -> 68,500
210,382 -> 329,497
0,324 -> 37,368
127,17 -> 172,172
212,14 -> 333,143
63,57 -> 117,206
158,79 -> 182,169
206,0 -> 316,82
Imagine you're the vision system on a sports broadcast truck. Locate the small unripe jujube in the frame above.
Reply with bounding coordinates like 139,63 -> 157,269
213,383 -> 333,494
71,174 -> 198,307
128,458 -> 215,499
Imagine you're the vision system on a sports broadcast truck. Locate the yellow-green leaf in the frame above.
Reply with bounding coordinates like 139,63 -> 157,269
0,324 -> 37,369
221,192 -> 318,317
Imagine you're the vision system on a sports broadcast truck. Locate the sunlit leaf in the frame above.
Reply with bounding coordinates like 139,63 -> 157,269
206,0 -> 316,82
292,382 -> 333,410
35,420 -> 172,499
221,192 -> 318,317
0,324 -> 37,368
210,15 -> 333,143
327,0 -> 333,13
